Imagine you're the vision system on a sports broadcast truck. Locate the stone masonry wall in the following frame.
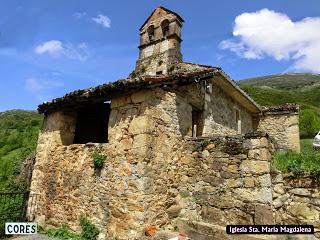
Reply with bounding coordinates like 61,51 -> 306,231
272,172 -> 320,239
174,80 -> 255,137
28,113 -> 276,240
202,81 -> 254,136
167,133 -> 274,240
30,85 -> 308,240
258,112 -> 300,152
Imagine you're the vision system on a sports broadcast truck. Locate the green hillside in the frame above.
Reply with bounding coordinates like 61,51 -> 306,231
239,73 -> 320,137
0,110 -> 43,191
240,73 -> 320,91
239,73 -> 320,109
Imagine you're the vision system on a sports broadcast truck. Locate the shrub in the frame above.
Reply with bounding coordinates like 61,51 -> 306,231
80,216 -> 100,240
92,151 -> 106,169
299,108 -> 320,138
47,225 -> 82,240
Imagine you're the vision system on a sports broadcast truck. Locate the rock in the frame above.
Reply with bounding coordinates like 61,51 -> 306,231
243,177 -> 255,188
254,204 -> 274,224
287,202 -> 319,220
260,137 -> 269,148
273,174 -> 283,184
204,143 -> 215,151
239,160 -> 270,174
257,174 -> 271,187
167,205 -> 182,218
279,194 -> 290,203
133,134 -> 151,148
234,188 -> 272,204
273,198 -> 284,209
202,150 -> 210,158
220,171 -> 238,179
227,165 -> 238,173
273,184 -> 285,194
119,138 -> 133,150
129,116 -> 154,135
289,188 -> 311,196
227,179 -> 242,188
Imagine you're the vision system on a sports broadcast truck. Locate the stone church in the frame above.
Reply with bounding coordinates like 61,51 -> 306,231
28,6 -> 300,239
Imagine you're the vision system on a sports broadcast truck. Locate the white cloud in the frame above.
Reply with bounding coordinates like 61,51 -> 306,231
35,40 -> 63,57
73,12 -> 86,19
34,41 -> 89,61
92,14 -> 111,28
25,78 -> 63,94
220,8 -> 320,73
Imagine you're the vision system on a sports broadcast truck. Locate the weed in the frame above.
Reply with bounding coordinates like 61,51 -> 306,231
80,215 -> 100,240
47,225 -> 82,240
92,151 -> 106,169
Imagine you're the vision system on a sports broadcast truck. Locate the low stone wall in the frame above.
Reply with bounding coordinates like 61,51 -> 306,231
28,131 -> 275,239
169,133 -> 274,239
272,172 -> 320,238
258,111 -> 300,152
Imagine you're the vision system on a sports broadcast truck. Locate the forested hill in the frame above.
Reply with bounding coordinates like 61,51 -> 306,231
0,110 -> 43,190
239,73 -> 320,137
238,73 -> 320,109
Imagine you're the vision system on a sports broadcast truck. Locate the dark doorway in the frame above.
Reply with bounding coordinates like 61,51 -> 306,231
192,109 -> 203,137
73,103 -> 110,144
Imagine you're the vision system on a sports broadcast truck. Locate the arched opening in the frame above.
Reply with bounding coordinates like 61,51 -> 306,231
161,19 -> 170,37
147,25 -> 155,41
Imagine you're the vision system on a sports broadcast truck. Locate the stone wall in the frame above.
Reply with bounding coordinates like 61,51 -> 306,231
272,173 -> 320,238
258,111 -> 300,152
168,133 -> 274,240
202,81 -> 254,135
29,84 -> 306,240
28,106 -> 276,240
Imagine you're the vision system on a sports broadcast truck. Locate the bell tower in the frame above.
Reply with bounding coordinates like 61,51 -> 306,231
134,6 -> 184,76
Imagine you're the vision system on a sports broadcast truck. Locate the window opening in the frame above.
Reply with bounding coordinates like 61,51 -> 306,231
147,25 -> 155,41
73,102 -> 110,144
161,19 -> 170,37
235,109 -> 241,134
192,109 -> 203,137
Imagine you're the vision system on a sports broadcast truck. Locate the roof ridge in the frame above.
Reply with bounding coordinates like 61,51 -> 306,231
180,62 -> 219,69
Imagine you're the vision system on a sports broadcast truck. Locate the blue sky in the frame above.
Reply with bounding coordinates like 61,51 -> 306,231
0,0 -> 319,111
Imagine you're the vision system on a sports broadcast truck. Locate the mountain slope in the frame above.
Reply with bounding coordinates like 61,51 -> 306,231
239,73 -> 320,138
239,73 -> 320,111
240,73 -> 320,91
0,110 -> 43,190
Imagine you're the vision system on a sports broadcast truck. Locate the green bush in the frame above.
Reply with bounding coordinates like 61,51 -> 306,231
299,108 -> 320,138
47,226 -> 82,240
92,151 -> 106,169
0,110 -> 43,191
80,216 -> 100,240
45,216 -> 100,240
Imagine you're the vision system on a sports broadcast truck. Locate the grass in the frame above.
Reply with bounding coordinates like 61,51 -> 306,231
0,110 -> 43,191
45,216 -> 100,240
47,226 -> 82,240
239,73 -> 320,91
272,138 -> 320,175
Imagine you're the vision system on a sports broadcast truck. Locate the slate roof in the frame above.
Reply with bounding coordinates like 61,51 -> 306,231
38,63 -> 218,114
262,103 -> 299,113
